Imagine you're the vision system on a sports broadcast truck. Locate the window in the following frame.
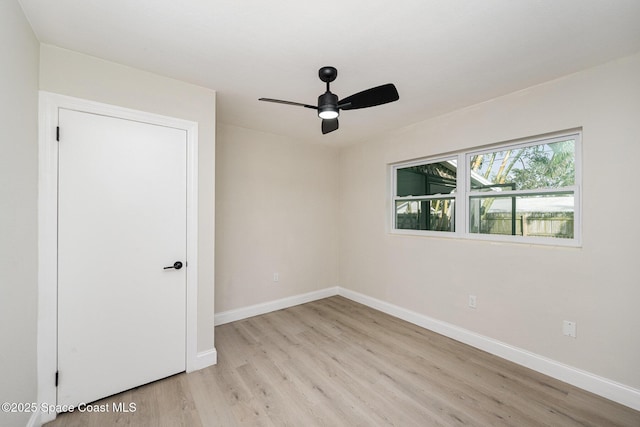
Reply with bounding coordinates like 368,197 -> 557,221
394,158 -> 457,232
391,132 -> 581,245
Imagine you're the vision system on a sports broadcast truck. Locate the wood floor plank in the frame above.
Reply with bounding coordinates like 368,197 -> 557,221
45,296 -> 640,427
187,369 -> 237,427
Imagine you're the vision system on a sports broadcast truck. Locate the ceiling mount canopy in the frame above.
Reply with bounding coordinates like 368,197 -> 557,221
259,66 -> 399,135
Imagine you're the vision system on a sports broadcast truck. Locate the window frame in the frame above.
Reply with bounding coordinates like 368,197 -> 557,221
390,131 -> 582,246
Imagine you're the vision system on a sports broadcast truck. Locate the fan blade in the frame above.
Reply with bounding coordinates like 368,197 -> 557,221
259,98 -> 317,109
338,84 -> 399,110
321,118 -> 339,134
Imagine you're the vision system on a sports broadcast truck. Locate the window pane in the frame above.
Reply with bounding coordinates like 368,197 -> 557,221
469,193 -> 574,238
395,199 -> 455,232
469,139 -> 575,191
397,160 -> 457,197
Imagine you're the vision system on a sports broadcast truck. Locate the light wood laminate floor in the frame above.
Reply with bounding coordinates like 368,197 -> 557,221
46,296 -> 640,426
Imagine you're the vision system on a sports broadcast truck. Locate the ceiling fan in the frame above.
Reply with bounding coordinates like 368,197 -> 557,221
259,66 -> 399,135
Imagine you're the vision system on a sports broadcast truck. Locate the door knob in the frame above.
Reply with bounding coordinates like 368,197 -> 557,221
163,261 -> 183,270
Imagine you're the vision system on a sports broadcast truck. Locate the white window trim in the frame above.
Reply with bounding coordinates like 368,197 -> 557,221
390,130 -> 582,247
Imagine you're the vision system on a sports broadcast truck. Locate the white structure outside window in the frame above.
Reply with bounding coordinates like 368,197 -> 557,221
391,131 -> 581,246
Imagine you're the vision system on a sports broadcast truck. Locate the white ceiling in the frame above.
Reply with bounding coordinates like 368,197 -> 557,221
18,0 -> 640,145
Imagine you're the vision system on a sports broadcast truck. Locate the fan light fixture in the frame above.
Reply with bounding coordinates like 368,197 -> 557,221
318,92 -> 339,119
318,108 -> 339,120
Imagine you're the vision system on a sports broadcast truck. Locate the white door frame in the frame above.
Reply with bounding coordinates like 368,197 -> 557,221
37,92 -> 199,423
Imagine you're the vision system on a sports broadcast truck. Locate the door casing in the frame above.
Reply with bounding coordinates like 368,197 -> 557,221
37,91 -> 199,423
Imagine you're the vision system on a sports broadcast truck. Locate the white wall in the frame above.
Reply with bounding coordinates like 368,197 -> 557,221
215,124 -> 339,312
39,45 -> 217,353
0,1 -> 40,426
339,53 -> 640,390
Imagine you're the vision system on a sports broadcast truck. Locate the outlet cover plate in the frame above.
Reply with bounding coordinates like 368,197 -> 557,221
563,320 -> 577,338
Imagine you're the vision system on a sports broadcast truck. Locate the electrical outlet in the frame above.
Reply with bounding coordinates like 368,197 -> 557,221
273,272 -> 279,282
468,295 -> 477,309
563,320 -> 577,338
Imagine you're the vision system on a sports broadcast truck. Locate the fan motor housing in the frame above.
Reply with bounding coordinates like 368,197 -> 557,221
317,91 -> 339,119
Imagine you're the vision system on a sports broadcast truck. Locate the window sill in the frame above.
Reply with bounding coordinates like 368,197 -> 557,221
389,229 -> 582,248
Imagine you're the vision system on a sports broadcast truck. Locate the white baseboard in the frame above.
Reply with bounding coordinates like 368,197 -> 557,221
189,348 -> 218,372
214,287 -> 339,326
337,287 -> 640,412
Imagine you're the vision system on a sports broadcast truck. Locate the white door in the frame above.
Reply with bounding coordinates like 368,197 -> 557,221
57,108 -> 187,406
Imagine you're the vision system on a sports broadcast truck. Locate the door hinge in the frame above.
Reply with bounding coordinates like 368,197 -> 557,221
56,126 -> 60,141
55,371 -> 59,387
